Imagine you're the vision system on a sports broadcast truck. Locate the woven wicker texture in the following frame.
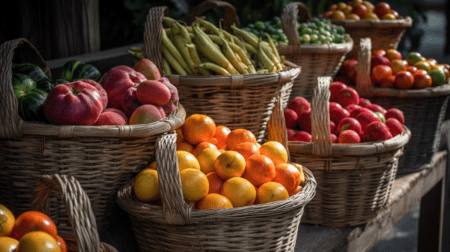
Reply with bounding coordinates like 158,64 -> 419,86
117,132 -> 317,251
0,38 -> 186,235
269,76 -> 411,227
30,174 -> 118,252
330,16 -> 412,59
143,6 -> 300,143
355,38 -> 450,175
279,2 -> 353,102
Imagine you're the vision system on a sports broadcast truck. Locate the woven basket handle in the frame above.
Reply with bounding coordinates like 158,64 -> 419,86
281,2 -> 311,46
0,38 -> 51,139
143,6 -> 169,76
30,174 -> 117,252
181,0 -> 240,32
311,77 -> 333,156
267,92 -> 291,161
156,132 -> 192,225
356,38 -> 373,98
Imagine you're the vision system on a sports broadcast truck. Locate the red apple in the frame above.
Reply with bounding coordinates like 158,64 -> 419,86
359,98 -> 371,107
330,133 -> 338,143
287,129 -> 297,140
284,109 -> 298,129
298,110 -> 312,133
371,55 -> 391,69
338,129 -> 361,143
136,80 -> 171,106
337,87 -> 360,107
291,131 -> 312,142
330,121 -> 337,134
355,109 -> 381,130
330,106 -> 350,125
365,103 -> 387,115
288,97 -> 311,116
385,118 -> 403,137
385,108 -> 404,124
330,102 -> 343,111
337,117 -> 363,135
363,121 -> 391,142
330,81 -> 347,102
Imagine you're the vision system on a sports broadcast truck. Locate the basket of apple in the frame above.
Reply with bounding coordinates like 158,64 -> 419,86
336,38 -> 450,175
274,76 -> 411,227
321,0 -> 412,58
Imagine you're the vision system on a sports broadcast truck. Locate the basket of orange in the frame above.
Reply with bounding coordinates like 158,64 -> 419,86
117,112 -> 316,251
0,174 -> 117,252
339,38 -> 450,175
322,0 -> 412,59
274,76 -> 411,227
138,4 -> 300,143
278,2 -> 353,102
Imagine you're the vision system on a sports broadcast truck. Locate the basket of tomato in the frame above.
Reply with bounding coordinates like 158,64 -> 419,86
337,38 -> 450,175
0,174 -> 117,252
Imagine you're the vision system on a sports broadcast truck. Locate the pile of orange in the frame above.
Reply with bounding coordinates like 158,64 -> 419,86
133,114 -> 307,210
0,204 -> 67,252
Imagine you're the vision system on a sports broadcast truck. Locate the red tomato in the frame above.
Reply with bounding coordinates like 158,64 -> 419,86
56,235 -> 67,252
10,211 -> 58,241
394,71 -> 415,89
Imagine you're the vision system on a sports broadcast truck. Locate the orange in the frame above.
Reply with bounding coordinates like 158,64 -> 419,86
176,150 -> 200,172
372,65 -> 393,83
289,186 -> 303,197
291,163 -> 307,187
389,59 -> 407,74
193,142 -> 218,157
205,137 -> 219,146
214,151 -> 246,180
197,193 -> 233,210
177,141 -> 195,154
17,231 -> 61,252
273,163 -> 301,193
175,128 -> 185,144
226,129 -> 257,150
133,169 -> 160,202
148,161 -> 157,170
206,172 -> 225,194
221,177 -> 256,207
232,142 -> 260,160
0,237 -> 19,252
255,182 -> 289,204
0,204 -> 15,237
214,125 -> 231,149
243,154 -> 276,187
180,168 -> 209,202
197,148 -> 221,174
258,141 -> 288,166
181,114 -> 216,145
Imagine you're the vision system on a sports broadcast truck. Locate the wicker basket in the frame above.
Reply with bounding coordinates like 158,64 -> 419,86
279,2 -> 353,103
269,76 -> 411,227
0,38 -> 186,235
329,15 -> 412,59
143,6 -> 300,143
30,174 -> 118,252
355,38 -> 450,175
117,129 -> 316,252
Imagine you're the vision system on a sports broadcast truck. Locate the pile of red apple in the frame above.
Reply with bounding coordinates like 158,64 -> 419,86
43,58 -> 178,126
284,81 -> 405,144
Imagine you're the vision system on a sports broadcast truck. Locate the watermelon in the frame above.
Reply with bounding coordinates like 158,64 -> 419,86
59,60 -> 101,82
12,73 -> 48,122
13,63 -> 48,83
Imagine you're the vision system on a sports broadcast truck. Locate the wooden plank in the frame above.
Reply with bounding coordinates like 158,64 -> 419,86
417,178 -> 445,252
45,42 -> 143,78
294,151 -> 447,252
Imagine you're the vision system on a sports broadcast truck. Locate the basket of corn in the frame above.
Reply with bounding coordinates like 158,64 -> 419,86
130,4 -> 300,143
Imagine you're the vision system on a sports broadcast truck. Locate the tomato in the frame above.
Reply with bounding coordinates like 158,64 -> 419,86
372,65 -> 393,83
0,205 -> 15,238
10,211 -> 58,241
380,75 -> 395,88
56,236 -> 67,252
389,59 -> 407,74
16,231 -> 61,252
413,72 -> 432,89
394,71 -> 414,89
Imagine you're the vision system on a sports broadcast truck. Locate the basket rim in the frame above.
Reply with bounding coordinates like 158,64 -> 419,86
288,125 -> 411,156
117,166 -> 317,224
166,61 -> 301,86
277,37 -> 354,54
329,16 -> 413,28
355,81 -> 450,98
15,103 -> 186,138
